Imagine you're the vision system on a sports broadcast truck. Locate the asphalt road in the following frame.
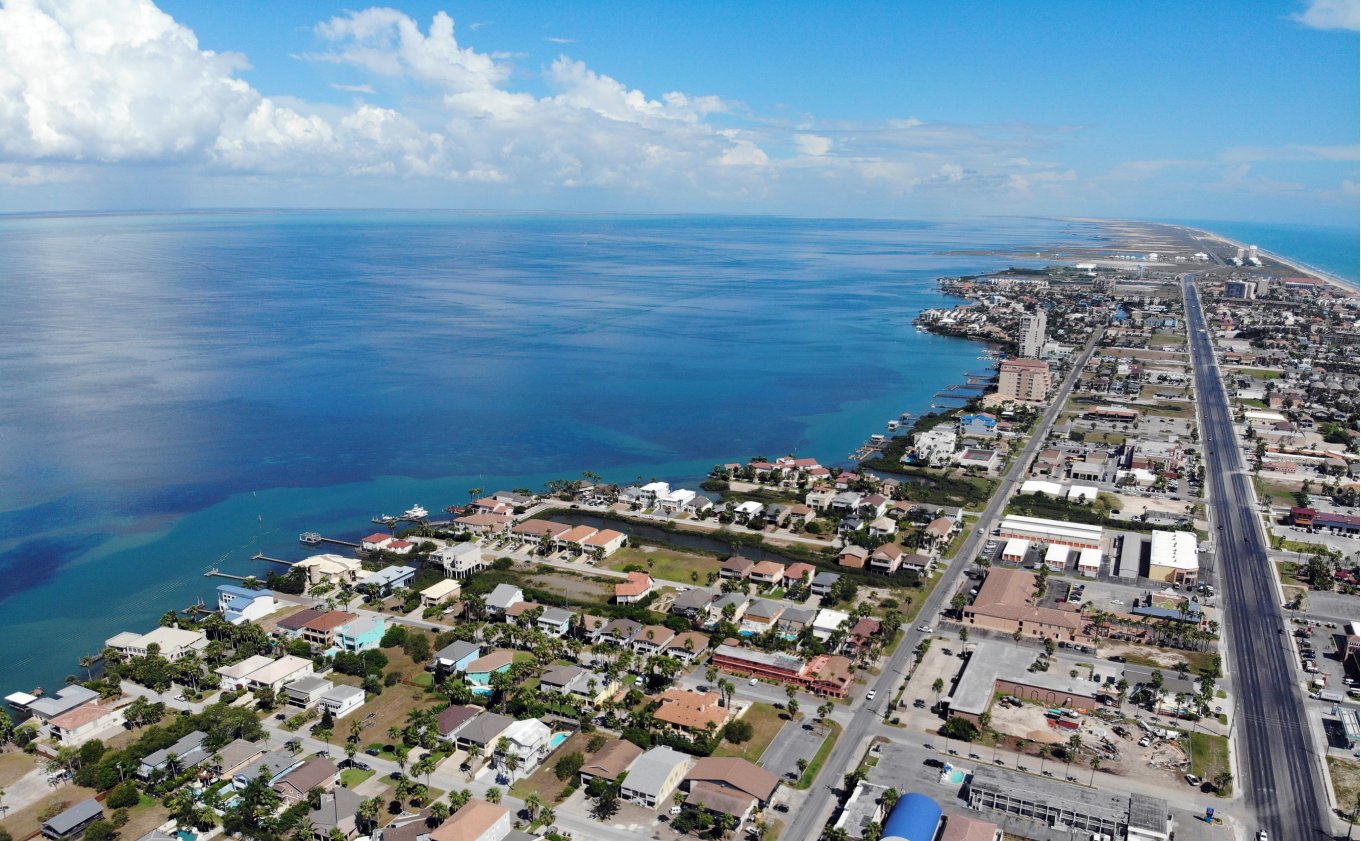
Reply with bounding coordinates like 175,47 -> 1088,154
782,326 -> 1105,841
1182,277 -> 1331,840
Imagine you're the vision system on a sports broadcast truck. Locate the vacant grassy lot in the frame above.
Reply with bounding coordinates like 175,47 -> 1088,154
1140,401 -> 1195,419
509,731 -> 591,805
1328,757 -> 1359,822
0,784 -> 169,841
1149,333 -> 1186,346
606,545 -> 721,583
1187,732 -> 1230,793
715,702 -> 784,763
353,681 -> 444,748
1226,366 -> 1283,380
0,750 -> 35,787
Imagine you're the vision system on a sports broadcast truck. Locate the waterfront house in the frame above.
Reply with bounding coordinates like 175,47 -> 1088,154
273,757 -> 338,804
748,561 -> 785,587
720,556 -> 754,580
217,585 -> 277,625
782,563 -> 815,587
421,578 -> 462,607
430,542 -> 486,579
614,571 -> 654,604
638,482 -> 671,505
11,685 -> 99,722
810,572 -> 840,597
484,583 -> 524,617
869,544 -> 905,575
429,799 -> 509,841
294,554 -> 363,587
470,497 -> 513,516
958,448 -> 1001,472
583,528 -> 627,558
335,615 -> 386,652
48,703 -> 123,747
360,564 -> 415,595
620,746 -> 692,809
105,627 -> 208,662
657,488 -> 697,513
361,533 -> 394,552
318,685 -> 365,719
453,512 -> 512,535
137,730 -> 208,780
556,525 -> 598,554
579,739 -> 643,788
284,676 -> 334,710
433,641 -> 482,678
912,427 -> 959,467
463,651 -> 515,688
837,546 -> 869,569
512,519 -> 571,547
490,490 -> 534,506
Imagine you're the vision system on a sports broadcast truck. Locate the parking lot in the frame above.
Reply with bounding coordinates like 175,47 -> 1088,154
760,718 -> 832,783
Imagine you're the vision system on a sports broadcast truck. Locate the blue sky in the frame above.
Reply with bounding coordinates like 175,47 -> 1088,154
0,0 -> 1356,224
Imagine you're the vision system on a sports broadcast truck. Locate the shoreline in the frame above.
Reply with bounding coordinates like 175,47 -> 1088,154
1171,223 -> 1359,295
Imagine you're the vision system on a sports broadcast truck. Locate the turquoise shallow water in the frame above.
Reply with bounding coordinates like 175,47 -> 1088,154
0,212 -> 1112,693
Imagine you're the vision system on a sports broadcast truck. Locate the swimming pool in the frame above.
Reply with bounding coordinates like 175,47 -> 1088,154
549,732 -> 569,750
177,831 -> 198,841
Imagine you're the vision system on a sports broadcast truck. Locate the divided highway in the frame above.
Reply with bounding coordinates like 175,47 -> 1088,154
1182,277 -> 1331,840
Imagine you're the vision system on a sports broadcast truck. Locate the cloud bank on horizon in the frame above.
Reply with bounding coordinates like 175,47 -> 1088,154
0,0 -> 1355,223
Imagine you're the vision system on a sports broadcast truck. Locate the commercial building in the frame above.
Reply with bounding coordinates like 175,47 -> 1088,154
997,358 -> 1052,402
946,642 -> 1100,726
965,766 -> 1134,838
997,515 -> 1104,550
880,792 -> 941,841
710,644 -> 853,697
1147,530 -> 1199,587
962,568 -> 1089,643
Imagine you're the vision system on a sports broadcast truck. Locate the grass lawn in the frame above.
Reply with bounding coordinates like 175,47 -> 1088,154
352,681 -> 444,748
1141,401 -> 1195,419
340,768 -> 376,788
1,782 -> 168,841
1327,757 -> 1359,822
715,703 -> 784,763
1119,648 -> 1216,676
411,673 -> 434,688
1226,366 -> 1283,380
605,545 -> 720,584
899,572 -> 941,624
1235,398 -> 1269,409
509,732 -> 592,804
0,750 -> 36,787
1149,333 -> 1186,346
1077,430 -> 1127,445
792,720 -> 842,790
1187,732 -> 1230,792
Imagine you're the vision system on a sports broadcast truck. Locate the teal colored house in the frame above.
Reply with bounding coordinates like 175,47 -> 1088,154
462,650 -> 515,689
335,616 -> 386,652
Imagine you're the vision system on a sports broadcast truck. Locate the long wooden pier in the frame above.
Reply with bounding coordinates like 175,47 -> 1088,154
204,568 -> 255,581
299,532 -> 360,548
250,553 -> 294,566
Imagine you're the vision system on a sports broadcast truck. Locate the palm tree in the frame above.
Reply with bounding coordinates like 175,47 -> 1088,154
79,655 -> 96,682
539,805 -> 556,827
1038,747 -> 1050,775
1088,756 -> 1102,786
1065,734 -> 1082,779
523,792 -> 544,820
504,753 -> 521,781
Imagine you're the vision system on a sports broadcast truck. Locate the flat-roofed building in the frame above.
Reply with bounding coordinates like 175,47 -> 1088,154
244,655 -> 315,692
966,766 -> 1128,838
998,515 -> 1104,550
105,626 -> 208,661
1147,530 -> 1198,587
947,641 -> 1099,726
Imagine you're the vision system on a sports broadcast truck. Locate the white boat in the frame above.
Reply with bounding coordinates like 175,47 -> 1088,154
403,504 -> 428,519
887,420 -> 900,430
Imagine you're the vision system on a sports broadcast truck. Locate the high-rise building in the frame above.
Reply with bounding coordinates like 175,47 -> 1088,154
1018,311 -> 1047,358
997,358 -> 1052,402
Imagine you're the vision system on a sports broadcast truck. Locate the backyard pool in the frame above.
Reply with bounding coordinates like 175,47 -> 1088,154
549,732 -> 569,750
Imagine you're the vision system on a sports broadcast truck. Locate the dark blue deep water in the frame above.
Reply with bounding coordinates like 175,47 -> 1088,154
0,212 -> 1111,692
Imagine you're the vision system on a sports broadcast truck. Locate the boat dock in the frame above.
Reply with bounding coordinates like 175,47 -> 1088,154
204,568 -> 257,581
299,532 -> 360,548
250,552 -> 294,566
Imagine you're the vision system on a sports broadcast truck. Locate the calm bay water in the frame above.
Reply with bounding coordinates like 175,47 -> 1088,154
0,212 -> 1112,693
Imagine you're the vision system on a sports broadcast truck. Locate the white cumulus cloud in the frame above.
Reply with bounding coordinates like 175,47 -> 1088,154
1291,0 -> 1360,30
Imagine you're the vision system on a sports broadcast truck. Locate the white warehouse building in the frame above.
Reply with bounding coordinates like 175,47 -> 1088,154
998,515 -> 1104,550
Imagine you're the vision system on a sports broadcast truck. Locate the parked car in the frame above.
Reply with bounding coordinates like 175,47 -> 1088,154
1185,774 -> 1202,787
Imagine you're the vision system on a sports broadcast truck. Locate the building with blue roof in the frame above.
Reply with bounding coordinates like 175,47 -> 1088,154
882,792 -> 942,841
217,585 -> 278,625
